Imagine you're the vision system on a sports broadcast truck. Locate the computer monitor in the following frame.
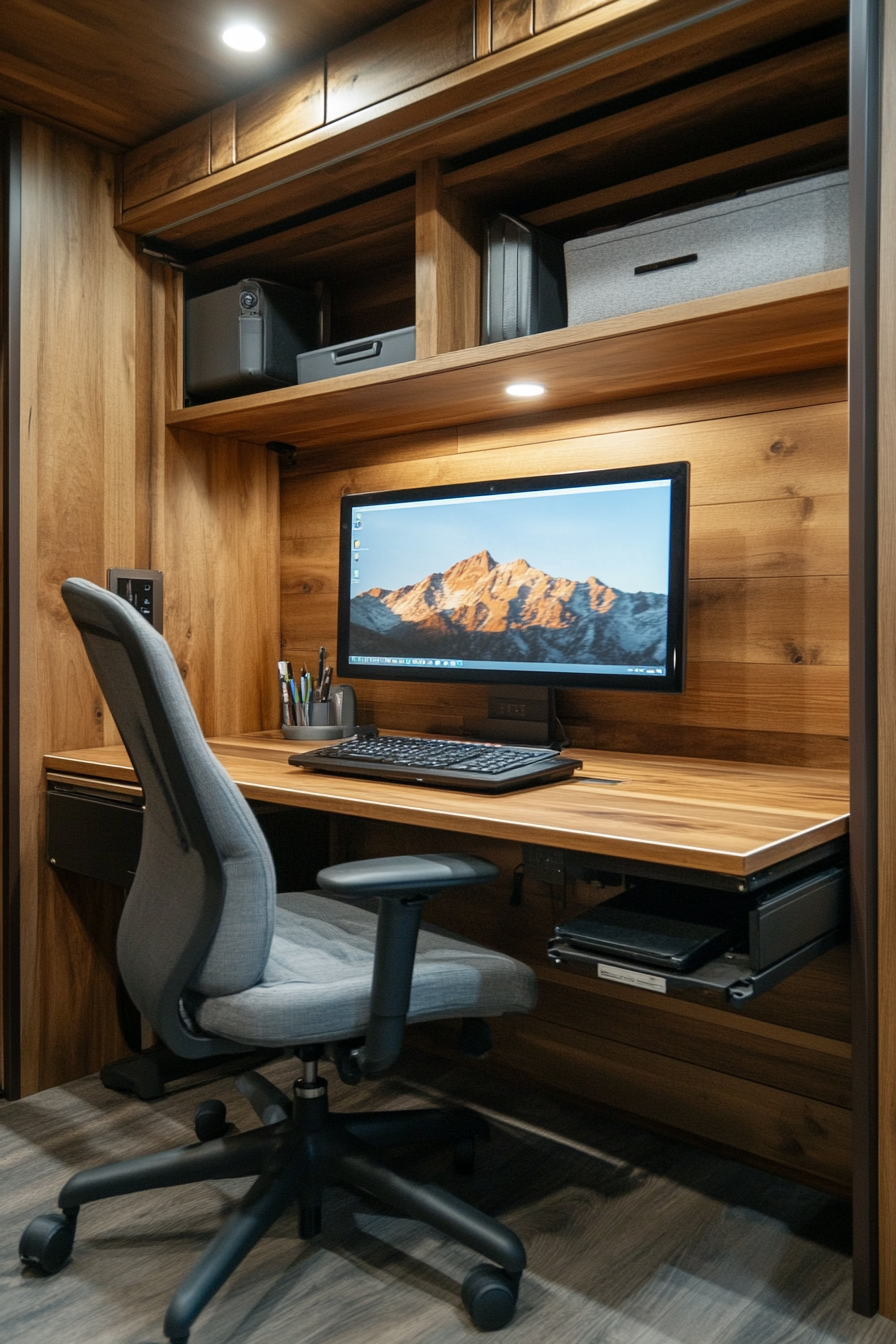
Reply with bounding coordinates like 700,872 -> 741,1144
337,460 -> 689,693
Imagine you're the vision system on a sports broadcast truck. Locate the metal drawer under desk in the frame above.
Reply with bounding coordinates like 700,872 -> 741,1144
548,862 -> 848,1007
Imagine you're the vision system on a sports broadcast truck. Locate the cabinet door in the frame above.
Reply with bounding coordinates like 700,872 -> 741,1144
326,0 -> 475,122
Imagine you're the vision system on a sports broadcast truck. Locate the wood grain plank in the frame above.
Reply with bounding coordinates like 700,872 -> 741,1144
122,111 -> 210,212
235,60 -> 325,162
476,0 -> 493,55
44,738 -> 849,878
493,0 -> 535,50
481,1014 -> 853,1189
690,495 -> 847,579
209,102 -> 236,174
326,0 -> 475,123
276,370 -> 847,479
17,124 -> 142,1093
162,430 -> 280,736
530,978 -> 849,1106
536,0 -> 617,26
416,159 -> 481,356
455,367 -> 847,452
689,577 -> 848,666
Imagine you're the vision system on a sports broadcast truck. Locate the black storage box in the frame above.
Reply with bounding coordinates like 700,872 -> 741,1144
185,278 -> 318,402
481,214 -> 567,343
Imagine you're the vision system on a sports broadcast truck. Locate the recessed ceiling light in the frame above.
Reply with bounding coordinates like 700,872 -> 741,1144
222,22 -> 267,51
506,382 -> 546,398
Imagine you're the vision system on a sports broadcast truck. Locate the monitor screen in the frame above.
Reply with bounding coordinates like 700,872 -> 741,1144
337,461 -> 689,692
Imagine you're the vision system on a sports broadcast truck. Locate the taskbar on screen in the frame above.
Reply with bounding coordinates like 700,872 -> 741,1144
347,655 -> 666,676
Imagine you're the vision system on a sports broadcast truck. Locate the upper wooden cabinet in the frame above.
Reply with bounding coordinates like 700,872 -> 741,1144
122,0 -> 473,214
119,0 -> 847,243
118,0 -> 849,456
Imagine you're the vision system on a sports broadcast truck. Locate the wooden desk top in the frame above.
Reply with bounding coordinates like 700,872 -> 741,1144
44,733 -> 849,880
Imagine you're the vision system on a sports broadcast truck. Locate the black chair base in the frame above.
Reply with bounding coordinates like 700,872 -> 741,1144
20,1064 -> 526,1342
99,1043 -> 283,1101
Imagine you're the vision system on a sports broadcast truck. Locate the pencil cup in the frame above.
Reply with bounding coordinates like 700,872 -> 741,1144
281,685 -> 357,741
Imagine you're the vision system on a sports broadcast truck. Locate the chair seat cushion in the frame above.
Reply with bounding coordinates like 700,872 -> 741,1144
193,891 -> 538,1048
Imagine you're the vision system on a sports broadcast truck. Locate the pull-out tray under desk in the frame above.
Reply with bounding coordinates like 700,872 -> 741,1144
45,733 -> 849,882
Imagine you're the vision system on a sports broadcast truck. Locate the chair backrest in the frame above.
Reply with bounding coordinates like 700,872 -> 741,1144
62,578 -> 276,1059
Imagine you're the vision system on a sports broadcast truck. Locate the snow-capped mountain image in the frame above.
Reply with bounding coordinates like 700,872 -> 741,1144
349,549 -> 667,665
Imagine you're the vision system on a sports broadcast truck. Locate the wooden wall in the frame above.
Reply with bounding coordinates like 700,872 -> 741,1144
279,363 -> 850,1189
15,122 -> 143,1095
9,122 -> 279,1096
281,365 -> 848,769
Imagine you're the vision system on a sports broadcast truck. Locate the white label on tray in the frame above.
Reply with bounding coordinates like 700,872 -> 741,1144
597,963 -> 666,994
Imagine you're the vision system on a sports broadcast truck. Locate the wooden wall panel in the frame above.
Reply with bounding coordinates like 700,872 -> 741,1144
11,130 -> 280,1095
326,0 -> 475,123
17,122 -> 144,1093
162,429 -> 281,737
280,370 -> 848,768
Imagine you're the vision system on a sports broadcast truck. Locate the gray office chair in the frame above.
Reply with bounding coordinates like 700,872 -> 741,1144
20,579 -> 538,1341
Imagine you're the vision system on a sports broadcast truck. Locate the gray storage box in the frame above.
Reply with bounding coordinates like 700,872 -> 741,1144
297,326 -> 415,383
564,170 -> 848,326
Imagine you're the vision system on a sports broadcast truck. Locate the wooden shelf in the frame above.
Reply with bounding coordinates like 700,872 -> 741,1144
169,269 -> 848,451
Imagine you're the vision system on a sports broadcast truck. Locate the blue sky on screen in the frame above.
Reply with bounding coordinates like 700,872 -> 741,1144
352,481 -> 672,595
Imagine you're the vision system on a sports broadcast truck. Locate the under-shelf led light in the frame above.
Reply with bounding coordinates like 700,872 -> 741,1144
222,22 -> 267,51
505,382 -> 546,398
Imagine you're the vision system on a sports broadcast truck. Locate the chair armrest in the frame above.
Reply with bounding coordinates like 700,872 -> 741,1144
316,854 -> 499,1077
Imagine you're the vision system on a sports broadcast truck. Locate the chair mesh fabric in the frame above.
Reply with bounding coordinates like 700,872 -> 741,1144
62,581 -> 276,1039
194,891 -> 539,1047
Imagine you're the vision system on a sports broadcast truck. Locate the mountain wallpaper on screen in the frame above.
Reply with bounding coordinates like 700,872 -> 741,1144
350,550 -> 667,665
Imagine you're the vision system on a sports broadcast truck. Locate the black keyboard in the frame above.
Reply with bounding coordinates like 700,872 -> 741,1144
290,734 -> 582,793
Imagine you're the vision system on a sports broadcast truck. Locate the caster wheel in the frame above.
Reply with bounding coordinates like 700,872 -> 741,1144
461,1264 -> 519,1330
19,1213 -> 75,1274
453,1137 -> 476,1175
194,1099 -> 228,1142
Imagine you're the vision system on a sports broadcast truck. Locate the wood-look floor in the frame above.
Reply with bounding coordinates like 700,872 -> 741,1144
0,1050 -> 892,1344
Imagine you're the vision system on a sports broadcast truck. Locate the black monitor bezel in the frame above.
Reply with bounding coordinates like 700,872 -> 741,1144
337,460 -> 689,693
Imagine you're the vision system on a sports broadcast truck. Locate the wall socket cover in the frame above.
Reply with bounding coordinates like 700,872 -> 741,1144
107,568 -> 164,633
